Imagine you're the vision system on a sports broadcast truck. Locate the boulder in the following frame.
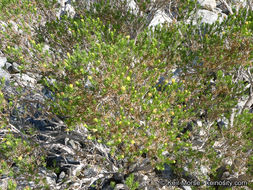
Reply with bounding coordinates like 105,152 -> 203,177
0,56 -> 10,80
126,0 -> 140,16
190,9 -> 227,25
5,62 -> 20,74
197,0 -> 216,11
57,0 -> 76,20
148,10 -> 173,30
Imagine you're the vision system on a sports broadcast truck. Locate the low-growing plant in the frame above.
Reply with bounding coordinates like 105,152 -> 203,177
29,0 -> 251,179
125,173 -> 139,190
0,0 -> 252,189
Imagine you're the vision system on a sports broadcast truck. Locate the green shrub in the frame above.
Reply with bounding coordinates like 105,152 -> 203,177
0,0 -> 252,188
125,173 -> 139,190
36,6 -> 252,179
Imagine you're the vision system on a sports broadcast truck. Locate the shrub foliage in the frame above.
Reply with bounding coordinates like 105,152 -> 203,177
0,0 -> 252,188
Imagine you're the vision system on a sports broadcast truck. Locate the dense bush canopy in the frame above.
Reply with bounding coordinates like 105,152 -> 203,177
0,0 -> 252,189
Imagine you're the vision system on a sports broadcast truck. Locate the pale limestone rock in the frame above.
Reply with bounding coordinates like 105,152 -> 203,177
148,10 -> 172,30
188,9 -> 227,25
126,0 -> 140,16
57,0 -> 76,20
198,0 -> 216,11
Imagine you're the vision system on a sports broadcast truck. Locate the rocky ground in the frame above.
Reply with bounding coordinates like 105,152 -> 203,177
0,0 -> 252,189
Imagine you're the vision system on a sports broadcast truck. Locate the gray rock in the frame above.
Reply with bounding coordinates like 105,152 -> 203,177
0,56 -> 7,68
42,44 -> 51,54
137,174 -> 150,189
217,116 -> 229,129
0,177 -> 8,190
71,163 -> 85,176
114,184 -> 127,190
190,9 -> 227,25
7,62 -> 20,74
148,10 -> 172,30
125,0 -> 140,16
39,167 -> 57,187
83,0 -> 96,11
0,64 -> 11,81
200,165 -> 209,176
57,0 -> 76,20
0,68 -> 10,79
46,173 -> 57,187
196,120 -> 203,127
182,186 -> 192,190
65,3 -> 76,18
57,171 -> 66,183
4,61 -> 11,69
58,0 -> 70,7
197,0 -> 216,11
11,73 -> 36,87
